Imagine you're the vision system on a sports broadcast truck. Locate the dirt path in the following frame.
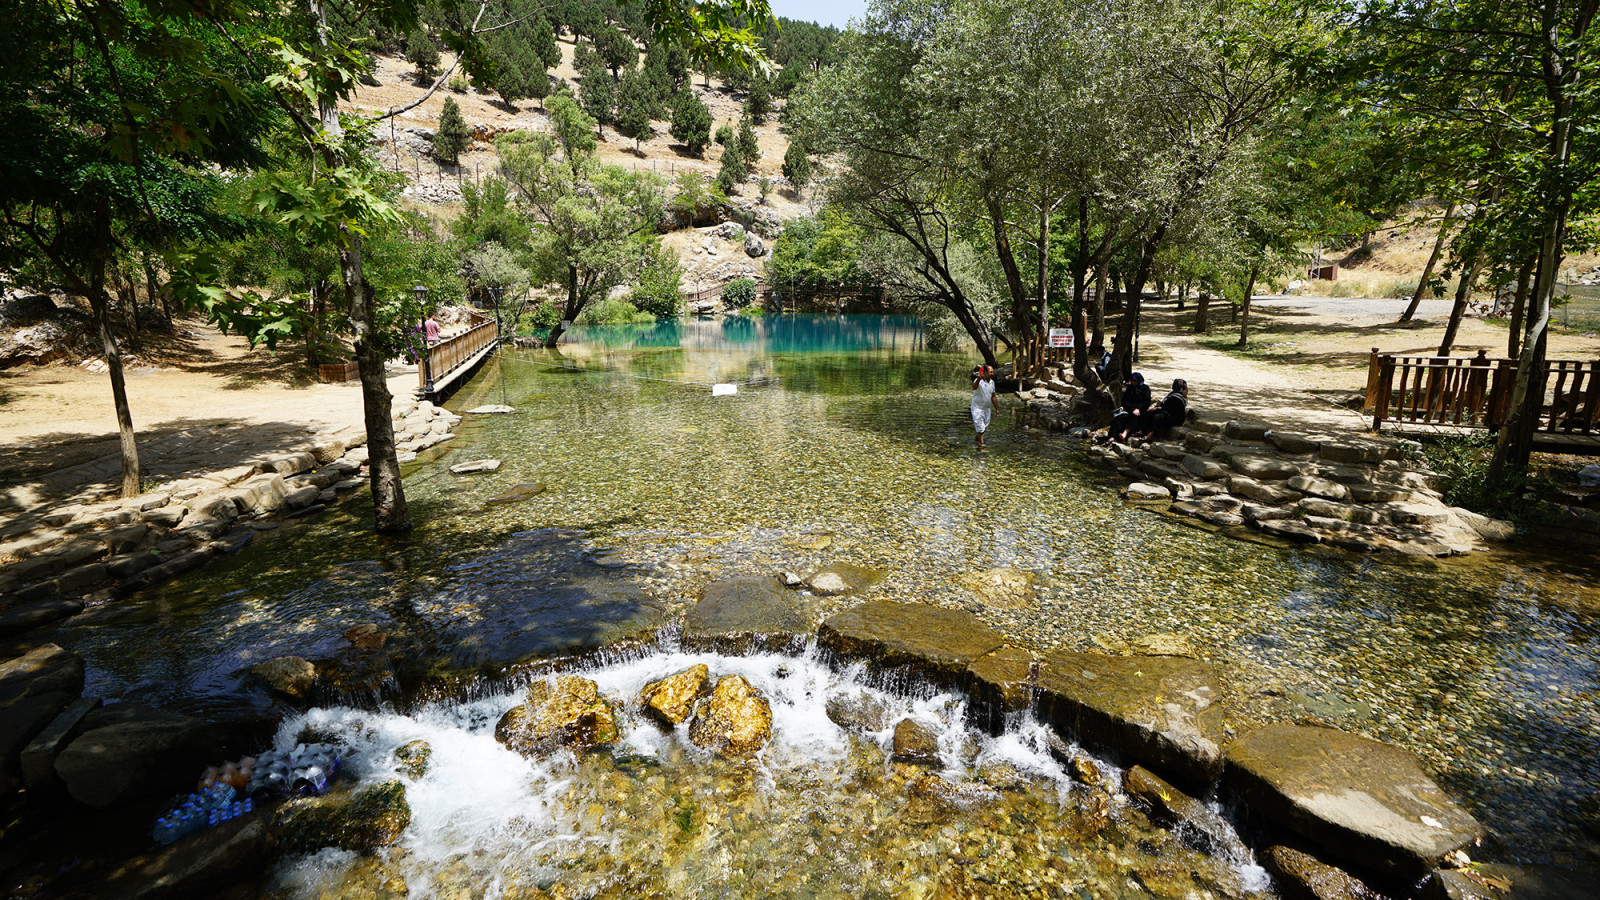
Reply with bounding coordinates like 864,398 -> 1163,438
0,320 -> 417,510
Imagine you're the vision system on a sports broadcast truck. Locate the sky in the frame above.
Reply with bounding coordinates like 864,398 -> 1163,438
769,0 -> 865,28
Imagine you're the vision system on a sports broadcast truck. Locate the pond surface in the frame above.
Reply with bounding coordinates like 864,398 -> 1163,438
43,314 -> 1600,873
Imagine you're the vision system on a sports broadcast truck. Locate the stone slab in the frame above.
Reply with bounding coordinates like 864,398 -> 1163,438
965,646 -> 1038,732
0,643 -> 84,705
819,600 -> 1006,691
0,597 -> 84,638
20,696 -> 100,789
1034,650 -> 1228,789
1224,723 -> 1484,878
683,576 -> 811,654
55,704 -> 213,808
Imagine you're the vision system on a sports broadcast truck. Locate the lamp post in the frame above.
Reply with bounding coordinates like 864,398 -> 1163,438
415,285 -> 433,395
489,284 -> 504,348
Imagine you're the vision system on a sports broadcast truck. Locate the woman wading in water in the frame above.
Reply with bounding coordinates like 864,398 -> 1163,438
971,365 -> 997,447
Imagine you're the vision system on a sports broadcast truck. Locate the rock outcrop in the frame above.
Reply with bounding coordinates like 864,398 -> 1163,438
640,664 -> 710,726
688,674 -> 772,755
495,676 -> 619,756
683,576 -> 810,653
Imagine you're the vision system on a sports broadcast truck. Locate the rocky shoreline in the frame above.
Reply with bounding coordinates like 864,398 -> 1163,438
0,396 -> 463,643
0,578 -> 1510,899
1013,364 -> 1524,557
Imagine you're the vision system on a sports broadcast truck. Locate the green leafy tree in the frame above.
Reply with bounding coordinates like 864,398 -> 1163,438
670,170 -> 726,224
497,132 -> 665,345
434,96 -> 471,164
671,90 -> 713,155
616,67 -> 659,150
531,13 -> 562,70
578,53 -> 616,137
595,23 -> 639,78
748,75 -> 773,124
631,243 -> 686,316
546,93 -> 599,163
717,142 -> 746,193
723,278 -> 758,308
782,139 -> 812,194
735,110 -> 760,171
406,27 -> 440,78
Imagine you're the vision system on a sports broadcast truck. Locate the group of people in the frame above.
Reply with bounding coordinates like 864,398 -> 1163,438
968,364 -> 1188,448
1104,373 -> 1188,443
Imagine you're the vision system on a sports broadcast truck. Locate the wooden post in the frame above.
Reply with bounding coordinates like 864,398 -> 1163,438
1374,355 -> 1395,431
1363,347 -> 1383,412
1465,349 -> 1490,425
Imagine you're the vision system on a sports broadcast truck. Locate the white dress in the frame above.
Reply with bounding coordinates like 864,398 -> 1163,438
971,379 -> 996,433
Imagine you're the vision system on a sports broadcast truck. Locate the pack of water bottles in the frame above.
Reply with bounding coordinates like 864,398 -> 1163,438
151,783 -> 254,845
149,742 -> 340,846
246,742 -> 341,797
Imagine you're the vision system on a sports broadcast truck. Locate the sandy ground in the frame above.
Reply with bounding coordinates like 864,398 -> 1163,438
0,320 -> 418,502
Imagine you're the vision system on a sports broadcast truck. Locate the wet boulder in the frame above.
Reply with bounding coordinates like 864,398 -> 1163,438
1034,650 -> 1228,789
99,817 -> 274,900
805,562 -> 886,595
824,689 -> 890,733
953,567 -> 1037,609
819,600 -> 1006,691
251,656 -> 316,701
273,780 -> 411,854
890,718 -> 940,765
54,704 -> 214,808
1224,723 -> 1484,878
1123,765 -> 1230,854
1265,844 -> 1384,900
393,740 -> 432,779
683,576 -> 809,653
688,675 -> 772,755
640,664 -> 710,726
0,643 -> 84,705
485,482 -> 546,505
495,676 -> 619,756
343,624 -> 387,651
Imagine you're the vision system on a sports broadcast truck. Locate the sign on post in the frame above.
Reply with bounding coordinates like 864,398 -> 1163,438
1048,328 -> 1074,348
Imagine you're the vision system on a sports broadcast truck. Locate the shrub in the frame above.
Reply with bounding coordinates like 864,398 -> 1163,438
405,28 -> 440,78
670,171 -> 726,224
1420,432 -> 1527,519
449,75 -> 470,93
433,97 -> 471,165
577,295 -> 654,325
670,91 -> 712,156
758,177 -> 772,204
1385,279 -> 1420,299
722,278 -> 757,308
1330,280 -> 1361,298
714,123 -> 733,146
523,301 -> 563,335
631,245 -> 685,317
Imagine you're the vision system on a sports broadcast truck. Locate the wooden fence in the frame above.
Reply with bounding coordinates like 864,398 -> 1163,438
1010,332 -> 1076,381
419,313 -> 498,398
1364,348 -> 1600,436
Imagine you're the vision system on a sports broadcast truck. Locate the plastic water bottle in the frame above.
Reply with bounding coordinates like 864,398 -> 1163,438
243,798 -> 253,814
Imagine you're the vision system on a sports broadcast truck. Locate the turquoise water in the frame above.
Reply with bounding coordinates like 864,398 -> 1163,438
42,315 -> 1600,868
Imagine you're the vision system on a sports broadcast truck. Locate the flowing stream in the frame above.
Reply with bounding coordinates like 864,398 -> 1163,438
39,315 -> 1600,883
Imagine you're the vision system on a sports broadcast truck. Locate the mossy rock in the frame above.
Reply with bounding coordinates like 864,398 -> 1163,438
272,780 -> 412,854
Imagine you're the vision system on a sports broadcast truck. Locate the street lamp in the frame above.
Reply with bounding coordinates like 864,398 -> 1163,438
489,284 -> 504,348
415,285 -> 433,394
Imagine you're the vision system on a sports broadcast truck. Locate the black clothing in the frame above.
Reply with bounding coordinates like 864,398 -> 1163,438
1142,391 -> 1188,436
1119,382 -> 1151,414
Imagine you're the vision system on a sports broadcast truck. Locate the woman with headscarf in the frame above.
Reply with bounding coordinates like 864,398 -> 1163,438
1134,378 -> 1189,438
1105,372 -> 1152,443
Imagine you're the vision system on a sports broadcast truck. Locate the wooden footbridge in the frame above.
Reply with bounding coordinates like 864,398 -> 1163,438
1363,348 -> 1600,453
418,312 -> 499,402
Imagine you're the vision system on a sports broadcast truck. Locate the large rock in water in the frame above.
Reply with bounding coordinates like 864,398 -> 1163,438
495,676 -> 619,756
272,780 -> 411,854
805,562 -> 886,595
683,576 -> 810,653
0,643 -> 84,705
251,656 -> 316,700
1224,723 -> 1484,878
688,675 -> 772,755
640,664 -> 710,726
1033,650 -> 1227,789
54,705 -> 213,808
98,817 -> 274,900
1263,844 -> 1384,900
819,600 -> 1005,691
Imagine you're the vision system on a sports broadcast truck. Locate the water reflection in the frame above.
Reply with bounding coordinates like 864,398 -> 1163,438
40,315 -> 1600,867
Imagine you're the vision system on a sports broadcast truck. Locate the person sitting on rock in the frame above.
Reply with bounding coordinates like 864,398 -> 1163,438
1106,372 -> 1152,443
1134,378 -> 1188,439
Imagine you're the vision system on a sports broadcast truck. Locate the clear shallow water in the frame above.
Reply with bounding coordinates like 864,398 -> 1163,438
40,315 -> 1600,869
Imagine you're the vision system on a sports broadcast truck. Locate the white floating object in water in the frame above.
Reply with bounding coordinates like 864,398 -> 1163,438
712,383 -> 738,396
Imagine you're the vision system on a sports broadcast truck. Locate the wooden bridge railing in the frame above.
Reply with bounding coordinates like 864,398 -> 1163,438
419,313 -> 498,396
1364,347 -> 1600,435
1011,332 -> 1075,381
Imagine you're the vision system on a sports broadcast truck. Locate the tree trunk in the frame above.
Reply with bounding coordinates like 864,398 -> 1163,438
1091,263 -> 1107,353
143,254 -> 166,319
1108,223 -> 1167,384
1437,248 -> 1483,356
89,207 -> 141,498
1195,293 -> 1210,333
983,189 -> 1031,337
316,0 -> 408,534
1401,202 -> 1455,322
1035,199 -> 1050,333
1237,264 -> 1259,348
544,264 -> 579,348
1507,255 -> 1534,358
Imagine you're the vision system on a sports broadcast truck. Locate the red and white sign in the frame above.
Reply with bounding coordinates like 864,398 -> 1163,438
1048,328 -> 1074,348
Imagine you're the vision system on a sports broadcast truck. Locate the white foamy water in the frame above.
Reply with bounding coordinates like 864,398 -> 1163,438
265,646 -> 1272,899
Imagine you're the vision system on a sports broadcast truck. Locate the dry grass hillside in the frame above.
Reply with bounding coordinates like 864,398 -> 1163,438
343,37 -> 812,287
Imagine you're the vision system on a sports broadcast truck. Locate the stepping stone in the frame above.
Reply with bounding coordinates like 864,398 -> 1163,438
449,459 -> 501,475
1124,482 -> 1172,501
0,598 -> 84,638
684,576 -> 810,653
1224,723 -> 1484,877
1034,650 -> 1227,789
486,483 -> 545,504
805,562 -> 885,595
819,600 -> 1005,691
465,405 -> 515,414
1265,430 -> 1322,455
1288,475 -> 1351,501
